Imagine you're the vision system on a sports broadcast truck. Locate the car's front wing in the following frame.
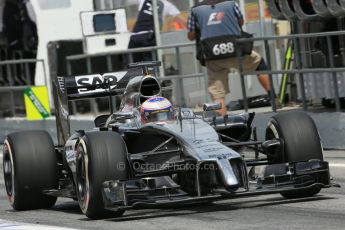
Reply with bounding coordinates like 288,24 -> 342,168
102,160 -> 336,210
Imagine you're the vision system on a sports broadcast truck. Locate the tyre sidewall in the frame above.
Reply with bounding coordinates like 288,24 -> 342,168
4,131 -> 58,210
266,111 -> 324,198
266,111 -> 323,163
77,132 -> 128,219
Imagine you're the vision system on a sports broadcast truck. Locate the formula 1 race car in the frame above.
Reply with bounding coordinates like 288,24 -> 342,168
2,61 -> 334,219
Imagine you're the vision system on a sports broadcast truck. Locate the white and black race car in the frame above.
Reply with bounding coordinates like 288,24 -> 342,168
2,61 -> 336,219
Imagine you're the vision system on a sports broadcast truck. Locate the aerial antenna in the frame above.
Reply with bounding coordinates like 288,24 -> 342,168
178,107 -> 183,132
193,113 -> 196,138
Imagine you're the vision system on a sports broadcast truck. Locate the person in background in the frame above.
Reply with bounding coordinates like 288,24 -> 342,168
187,0 -> 272,116
128,0 -> 184,62
0,0 -> 5,36
22,0 -> 37,53
3,0 -> 22,50
2,0 -> 37,85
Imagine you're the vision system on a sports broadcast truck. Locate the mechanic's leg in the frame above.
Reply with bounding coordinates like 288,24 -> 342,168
257,74 -> 270,92
256,58 -> 271,94
256,58 -> 281,107
206,59 -> 230,116
241,52 -> 271,96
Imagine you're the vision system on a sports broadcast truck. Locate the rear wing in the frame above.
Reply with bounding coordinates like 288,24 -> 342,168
52,61 -> 161,146
53,67 -> 143,146
57,67 -> 144,100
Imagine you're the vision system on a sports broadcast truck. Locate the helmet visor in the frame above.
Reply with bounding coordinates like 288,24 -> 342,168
147,110 -> 173,122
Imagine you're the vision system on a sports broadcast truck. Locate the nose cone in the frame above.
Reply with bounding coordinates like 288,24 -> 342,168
216,158 -> 240,191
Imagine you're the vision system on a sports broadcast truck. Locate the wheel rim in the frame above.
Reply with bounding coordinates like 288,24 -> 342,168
3,140 -> 15,205
266,121 -> 280,139
76,141 -> 90,213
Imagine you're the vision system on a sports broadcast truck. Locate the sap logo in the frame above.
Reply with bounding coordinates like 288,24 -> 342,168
75,72 -> 127,94
76,75 -> 117,92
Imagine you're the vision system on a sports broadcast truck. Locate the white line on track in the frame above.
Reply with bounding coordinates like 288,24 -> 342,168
0,219 -> 78,230
329,163 -> 345,168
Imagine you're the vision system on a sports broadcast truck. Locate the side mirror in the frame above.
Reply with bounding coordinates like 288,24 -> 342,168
106,110 -> 141,128
203,102 -> 222,111
180,108 -> 195,119
112,111 -> 136,120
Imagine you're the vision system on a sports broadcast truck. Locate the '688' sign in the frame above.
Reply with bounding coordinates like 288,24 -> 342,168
202,36 -> 238,60
212,42 -> 235,56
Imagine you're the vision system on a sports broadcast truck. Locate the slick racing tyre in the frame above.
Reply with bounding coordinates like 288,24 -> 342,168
265,111 -> 323,199
3,130 -> 58,210
76,131 -> 129,219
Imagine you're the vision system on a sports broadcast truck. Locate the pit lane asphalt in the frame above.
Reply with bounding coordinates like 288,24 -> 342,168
0,149 -> 344,230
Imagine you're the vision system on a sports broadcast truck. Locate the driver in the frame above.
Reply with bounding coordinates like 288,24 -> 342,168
140,96 -> 174,123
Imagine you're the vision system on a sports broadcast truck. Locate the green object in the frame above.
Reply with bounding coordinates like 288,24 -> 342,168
279,39 -> 293,105
24,88 -> 50,119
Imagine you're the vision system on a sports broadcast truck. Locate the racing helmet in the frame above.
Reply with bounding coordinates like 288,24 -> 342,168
140,96 -> 174,123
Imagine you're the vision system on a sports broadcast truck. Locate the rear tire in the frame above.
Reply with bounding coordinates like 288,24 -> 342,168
3,131 -> 58,210
76,131 -> 128,219
265,111 -> 323,199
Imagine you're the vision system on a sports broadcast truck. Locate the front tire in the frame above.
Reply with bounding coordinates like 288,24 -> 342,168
265,111 -> 323,198
76,131 -> 128,219
3,131 -> 58,210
